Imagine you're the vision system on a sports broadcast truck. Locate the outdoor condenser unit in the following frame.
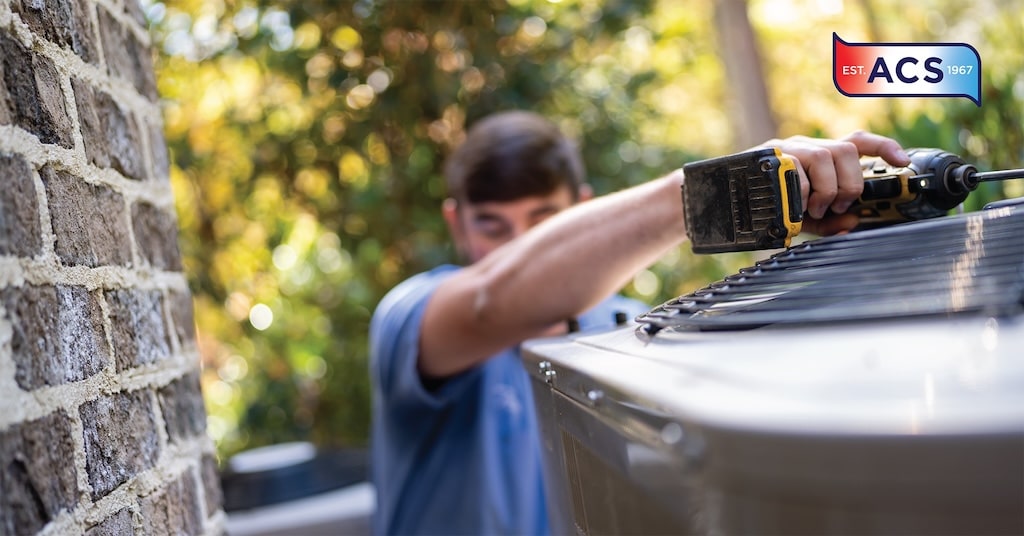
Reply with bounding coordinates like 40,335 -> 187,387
524,201 -> 1024,535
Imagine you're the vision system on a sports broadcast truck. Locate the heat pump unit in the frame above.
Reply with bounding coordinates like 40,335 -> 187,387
524,202 -> 1024,535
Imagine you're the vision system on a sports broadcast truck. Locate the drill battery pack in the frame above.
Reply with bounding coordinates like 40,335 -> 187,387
682,147 -> 803,254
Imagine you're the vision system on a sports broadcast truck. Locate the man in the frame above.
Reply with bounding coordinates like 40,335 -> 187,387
369,110 -> 909,535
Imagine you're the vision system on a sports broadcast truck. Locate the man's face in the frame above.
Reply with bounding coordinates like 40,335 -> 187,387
444,186 -> 582,264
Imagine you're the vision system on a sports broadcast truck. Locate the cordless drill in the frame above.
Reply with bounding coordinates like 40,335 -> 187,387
682,147 -> 1024,253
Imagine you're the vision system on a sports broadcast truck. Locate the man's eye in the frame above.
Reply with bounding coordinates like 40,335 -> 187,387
474,221 -> 510,239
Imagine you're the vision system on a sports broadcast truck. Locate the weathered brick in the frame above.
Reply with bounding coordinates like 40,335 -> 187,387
1,284 -> 109,390
104,289 -> 172,371
13,0 -> 73,51
71,78 -> 146,181
0,33 -> 32,130
139,470 -> 202,536
97,8 -> 157,101
0,51 -> 12,125
0,411 -> 78,535
41,165 -> 133,267
147,121 -> 170,182
158,372 -> 207,443
0,152 -> 43,257
80,390 -> 160,500
32,53 -> 74,147
0,33 -> 74,148
131,202 -> 183,270
70,78 -> 105,168
85,507 -> 135,536
168,290 -> 196,349
200,454 -> 223,518
12,0 -> 98,64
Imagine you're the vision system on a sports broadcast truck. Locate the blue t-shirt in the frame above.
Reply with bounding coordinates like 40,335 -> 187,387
369,265 -> 648,536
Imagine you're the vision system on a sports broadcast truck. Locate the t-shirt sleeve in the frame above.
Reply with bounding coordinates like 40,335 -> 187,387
369,267 -> 478,411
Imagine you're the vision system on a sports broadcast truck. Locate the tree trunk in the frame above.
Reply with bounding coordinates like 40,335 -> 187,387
713,0 -> 778,150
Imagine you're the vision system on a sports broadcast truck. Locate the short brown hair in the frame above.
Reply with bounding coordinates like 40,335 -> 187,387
444,111 -> 585,204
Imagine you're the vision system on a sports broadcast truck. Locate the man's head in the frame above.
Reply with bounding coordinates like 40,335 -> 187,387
443,111 -> 591,263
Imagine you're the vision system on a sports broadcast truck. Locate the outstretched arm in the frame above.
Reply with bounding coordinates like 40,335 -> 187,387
418,131 -> 910,378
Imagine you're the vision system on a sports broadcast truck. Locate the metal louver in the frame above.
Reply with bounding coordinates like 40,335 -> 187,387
637,201 -> 1024,334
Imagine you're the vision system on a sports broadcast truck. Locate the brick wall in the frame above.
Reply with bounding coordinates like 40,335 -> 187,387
0,0 -> 223,534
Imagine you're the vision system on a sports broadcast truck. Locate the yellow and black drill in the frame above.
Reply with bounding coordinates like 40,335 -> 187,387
682,147 -> 1024,254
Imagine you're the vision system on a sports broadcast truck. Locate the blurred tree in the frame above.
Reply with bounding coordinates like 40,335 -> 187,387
714,0 -> 777,148
149,0 -> 1022,458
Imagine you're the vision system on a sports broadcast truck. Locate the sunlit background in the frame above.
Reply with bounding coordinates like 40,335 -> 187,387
146,0 -> 1024,459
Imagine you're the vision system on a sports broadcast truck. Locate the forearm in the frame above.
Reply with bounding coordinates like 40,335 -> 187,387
471,171 -> 686,329
420,171 -> 686,377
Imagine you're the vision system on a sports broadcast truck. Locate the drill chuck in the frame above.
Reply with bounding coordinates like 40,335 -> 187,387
951,164 -> 980,192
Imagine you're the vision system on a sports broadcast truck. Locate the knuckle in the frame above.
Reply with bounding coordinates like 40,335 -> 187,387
844,129 -> 868,142
842,182 -> 864,197
806,146 -> 832,165
814,186 -> 838,199
835,141 -> 860,160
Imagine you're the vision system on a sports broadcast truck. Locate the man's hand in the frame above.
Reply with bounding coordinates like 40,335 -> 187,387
758,131 -> 910,236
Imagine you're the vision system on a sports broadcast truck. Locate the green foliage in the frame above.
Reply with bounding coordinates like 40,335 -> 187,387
150,0 -> 1023,458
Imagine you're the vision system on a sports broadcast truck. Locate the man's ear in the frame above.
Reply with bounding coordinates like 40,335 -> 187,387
578,183 -> 594,202
442,198 -> 466,253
